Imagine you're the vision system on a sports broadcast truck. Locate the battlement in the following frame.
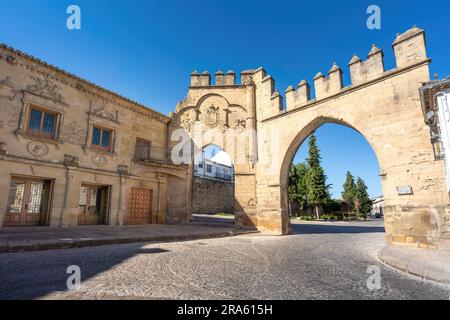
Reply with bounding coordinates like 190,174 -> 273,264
190,69 -> 257,87
256,26 -> 429,119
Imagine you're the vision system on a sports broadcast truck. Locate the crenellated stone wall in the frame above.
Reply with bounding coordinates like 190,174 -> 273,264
171,26 -> 450,248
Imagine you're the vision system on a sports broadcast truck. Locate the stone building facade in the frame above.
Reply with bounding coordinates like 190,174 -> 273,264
0,45 -> 189,228
1,26 -> 450,249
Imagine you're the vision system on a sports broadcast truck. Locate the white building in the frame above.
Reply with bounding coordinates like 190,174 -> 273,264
420,77 -> 450,192
371,196 -> 384,217
194,146 -> 234,182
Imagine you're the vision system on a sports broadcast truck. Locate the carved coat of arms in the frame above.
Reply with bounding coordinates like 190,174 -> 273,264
204,105 -> 220,128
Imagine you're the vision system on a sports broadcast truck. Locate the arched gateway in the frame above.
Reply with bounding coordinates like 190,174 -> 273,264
169,27 -> 449,247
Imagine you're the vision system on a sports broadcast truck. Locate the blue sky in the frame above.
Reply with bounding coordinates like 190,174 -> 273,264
1,0 -> 449,198
293,125 -> 381,198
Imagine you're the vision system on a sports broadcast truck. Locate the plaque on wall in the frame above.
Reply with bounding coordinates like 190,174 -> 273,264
396,186 -> 413,196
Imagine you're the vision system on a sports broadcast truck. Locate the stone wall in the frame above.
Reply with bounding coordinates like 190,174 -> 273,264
193,176 -> 234,215
0,44 -> 189,227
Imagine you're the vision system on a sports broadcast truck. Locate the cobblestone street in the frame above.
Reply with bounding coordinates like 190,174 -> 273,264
0,220 -> 448,300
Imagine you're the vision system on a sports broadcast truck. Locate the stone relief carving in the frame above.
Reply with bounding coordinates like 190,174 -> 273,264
90,99 -> 119,123
91,154 -> 107,168
27,141 -> 49,157
180,113 -> 193,132
234,119 -> 247,133
0,77 -> 17,101
61,121 -> 86,145
227,105 -> 248,132
179,108 -> 199,133
0,103 -> 20,129
26,77 -> 64,103
204,104 -> 220,128
0,142 -> 7,155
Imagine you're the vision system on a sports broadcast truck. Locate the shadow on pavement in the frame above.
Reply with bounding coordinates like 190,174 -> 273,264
0,243 -> 170,300
291,222 -> 385,235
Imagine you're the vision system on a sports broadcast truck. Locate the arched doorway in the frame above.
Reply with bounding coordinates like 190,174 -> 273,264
278,117 -> 384,233
191,144 -> 236,225
286,123 -> 383,225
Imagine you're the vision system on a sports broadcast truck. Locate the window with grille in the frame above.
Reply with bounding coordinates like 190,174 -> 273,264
135,138 -> 151,160
27,107 -> 57,138
6,181 -> 25,213
92,126 -> 112,151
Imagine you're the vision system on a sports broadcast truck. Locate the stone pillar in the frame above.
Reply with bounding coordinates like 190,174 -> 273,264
246,78 -> 258,164
60,167 -> 80,228
234,173 -> 258,229
0,164 -> 10,228
117,175 -> 126,226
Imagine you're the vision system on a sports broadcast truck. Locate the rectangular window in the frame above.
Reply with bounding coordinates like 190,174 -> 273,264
207,164 -> 212,173
135,138 -> 152,160
92,126 -> 112,151
27,107 -> 57,139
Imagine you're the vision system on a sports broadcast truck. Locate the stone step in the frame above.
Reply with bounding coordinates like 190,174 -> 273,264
442,232 -> 450,240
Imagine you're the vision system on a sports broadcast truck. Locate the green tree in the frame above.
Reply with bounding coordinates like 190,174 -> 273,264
288,165 -> 301,214
305,132 -> 330,219
306,132 -> 320,168
296,162 -> 309,211
288,163 -> 309,216
342,172 -> 357,212
356,177 -> 373,219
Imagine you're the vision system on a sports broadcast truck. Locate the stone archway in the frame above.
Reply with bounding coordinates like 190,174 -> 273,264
278,116 -> 383,233
168,73 -> 259,229
253,27 -> 449,246
171,27 -> 450,247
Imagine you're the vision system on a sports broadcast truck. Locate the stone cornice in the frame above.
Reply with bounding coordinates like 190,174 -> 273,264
0,43 -> 171,124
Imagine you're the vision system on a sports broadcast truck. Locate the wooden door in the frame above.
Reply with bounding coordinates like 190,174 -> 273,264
125,188 -> 152,225
78,185 -> 109,225
4,178 -> 51,226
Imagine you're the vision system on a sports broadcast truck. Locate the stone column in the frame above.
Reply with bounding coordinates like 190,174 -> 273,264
246,78 -> 258,164
60,167 -> 80,228
0,163 -> 10,228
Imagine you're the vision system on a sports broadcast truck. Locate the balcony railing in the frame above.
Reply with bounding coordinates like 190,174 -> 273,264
134,145 -> 172,164
215,172 -> 233,181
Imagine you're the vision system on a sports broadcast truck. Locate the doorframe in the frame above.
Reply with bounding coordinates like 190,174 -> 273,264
77,183 -> 112,226
4,174 -> 55,227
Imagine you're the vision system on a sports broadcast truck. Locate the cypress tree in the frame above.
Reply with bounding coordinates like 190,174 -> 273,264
305,132 -> 329,219
342,171 -> 357,212
356,177 -> 373,219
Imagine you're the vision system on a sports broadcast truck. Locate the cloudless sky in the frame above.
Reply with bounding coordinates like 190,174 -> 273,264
1,0 -> 449,198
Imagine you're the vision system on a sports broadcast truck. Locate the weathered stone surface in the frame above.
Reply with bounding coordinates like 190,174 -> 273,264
1,26 -> 448,248
193,176 -> 234,215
